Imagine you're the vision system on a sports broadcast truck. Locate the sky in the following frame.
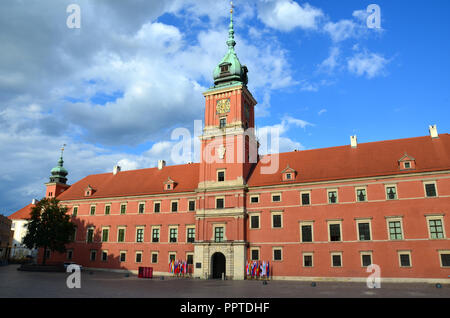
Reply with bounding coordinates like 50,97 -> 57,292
1,0 -> 449,216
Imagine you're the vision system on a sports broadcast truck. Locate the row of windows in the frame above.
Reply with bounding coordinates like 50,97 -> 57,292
72,200 -> 197,216
250,248 -> 450,268
249,214 -> 447,241
249,181 -> 439,205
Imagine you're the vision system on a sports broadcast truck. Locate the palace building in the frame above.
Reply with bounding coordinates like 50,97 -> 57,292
11,7 -> 450,282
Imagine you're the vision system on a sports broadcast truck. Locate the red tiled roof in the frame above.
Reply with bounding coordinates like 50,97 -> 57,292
8,203 -> 35,220
248,134 -> 450,187
57,163 -> 200,201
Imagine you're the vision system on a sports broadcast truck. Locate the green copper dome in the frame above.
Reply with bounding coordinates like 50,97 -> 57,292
213,7 -> 248,87
49,147 -> 68,184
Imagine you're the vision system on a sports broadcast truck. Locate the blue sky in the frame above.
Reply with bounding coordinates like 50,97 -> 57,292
1,0 -> 449,215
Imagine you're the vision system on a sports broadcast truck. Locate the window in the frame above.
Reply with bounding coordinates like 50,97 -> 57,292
424,182 -> 437,197
154,202 -> 161,213
117,228 -> 126,242
101,250 -> 108,262
214,227 -> 224,242
386,185 -> 397,200
328,190 -> 338,204
219,117 -> 226,129
166,184 -> 171,190
361,252 -> 372,267
72,206 -> 78,216
152,228 -> 160,243
169,228 -> 178,243
439,252 -> 450,267
187,227 -> 195,243
286,173 -> 292,180
273,248 -> 282,261
272,213 -> 282,228
250,195 -> 259,204
87,228 -> 94,243
301,192 -> 310,206
250,215 -> 260,229
169,253 -> 176,262
102,228 -> 109,242
428,218 -> 445,239
151,252 -> 158,264
216,198 -> 224,209
251,249 -> 259,261
187,254 -> 194,265
135,252 -> 142,263
90,250 -> 97,261
67,250 -> 73,260
171,201 -> 178,212
188,200 -> 196,211
356,188 -> 367,202
329,223 -> 342,242
404,162 -> 411,169
104,205 -> 110,215
331,253 -> 342,267
120,252 -> 126,262
120,204 -> 127,214
301,224 -> 313,242
357,221 -> 371,241
220,65 -> 229,73
388,220 -> 403,240
303,254 -> 313,267
398,252 -> 411,267
136,228 -> 144,243
138,203 -> 145,214
70,227 -> 77,242
217,170 -> 225,182
271,193 -> 281,202
90,206 -> 96,215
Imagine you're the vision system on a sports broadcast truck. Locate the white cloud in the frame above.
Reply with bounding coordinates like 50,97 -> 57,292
318,46 -> 340,73
347,51 -> 390,79
318,109 -> 327,116
258,0 -> 323,32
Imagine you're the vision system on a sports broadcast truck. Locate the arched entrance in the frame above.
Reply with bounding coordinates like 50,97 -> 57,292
211,252 -> 226,279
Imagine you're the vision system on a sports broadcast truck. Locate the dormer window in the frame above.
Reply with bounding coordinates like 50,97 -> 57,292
404,162 -> 411,169
164,177 -> 176,191
398,154 -> 416,171
220,65 -> 230,73
84,185 -> 95,197
281,165 -> 297,182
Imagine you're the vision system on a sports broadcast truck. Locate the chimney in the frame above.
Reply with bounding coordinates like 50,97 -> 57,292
113,165 -> 121,175
32,199 -> 37,205
158,160 -> 166,170
429,125 -> 438,139
350,135 -> 358,148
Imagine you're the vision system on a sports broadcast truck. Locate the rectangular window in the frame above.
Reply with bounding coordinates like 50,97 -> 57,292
151,253 -> 158,264
217,171 -> 225,182
102,228 -> 109,242
328,191 -> 338,204
425,183 -> 437,197
118,228 -> 125,242
136,228 -> 144,243
72,207 -> 78,216
216,198 -> 224,209
138,203 -> 145,214
90,206 -> 96,215
219,117 -> 226,129
87,228 -> 94,243
301,225 -> 313,242
329,224 -> 341,242
440,253 -> 450,267
154,202 -> 161,213
356,188 -> 367,202
67,250 -> 73,260
399,253 -> 411,267
188,200 -> 196,211
170,228 -> 178,243
169,253 -> 176,262
250,215 -> 260,229
250,196 -> 259,204
251,249 -> 259,261
152,228 -> 160,243
332,254 -> 342,267
120,204 -> 127,214
386,186 -> 397,200
135,252 -> 142,263
301,193 -> 310,206
171,201 -> 178,212
214,227 -> 224,242
90,250 -> 97,261
388,221 -> 403,240
272,214 -> 282,228
361,254 -> 372,267
273,249 -> 282,261
101,251 -> 108,262
272,194 -> 281,202
429,219 -> 444,239
187,254 -> 194,265
187,228 -> 195,243
303,254 -> 313,267
105,205 -> 110,215
358,222 -> 371,241
120,252 -> 126,262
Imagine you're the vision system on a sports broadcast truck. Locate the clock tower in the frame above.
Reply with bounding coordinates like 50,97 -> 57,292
194,3 -> 258,280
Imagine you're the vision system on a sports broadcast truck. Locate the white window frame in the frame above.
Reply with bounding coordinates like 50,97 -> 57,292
249,194 -> 260,204
249,212 -> 261,229
423,181 -> 438,198
135,226 -> 145,243
151,251 -> 159,264
120,203 -> 127,214
171,200 -> 179,212
327,220 -> 343,242
300,191 -> 311,206
135,251 -> 143,263
212,223 -> 227,242
168,226 -> 179,243
438,250 -> 450,268
117,226 -> 126,243
385,184 -> 398,200
355,187 -> 368,202
153,201 -> 161,213
356,219 -> 372,241
119,251 -> 127,262
360,251 -> 373,267
386,217 -> 404,240
72,206 -> 79,216
89,205 -> 96,215
271,193 -> 282,203
101,226 -> 110,242
169,252 -> 177,263
331,252 -> 343,268
186,225 -> 196,243
271,212 -> 283,229
272,247 -> 283,262
327,189 -> 339,204
138,202 -> 146,214
398,250 -> 412,268
250,247 -> 260,261
299,221 -> 314,243
426,215 -> 446,239
217,169 -> 226,182
188,199 -> 196,212
302,252 -> 314,267
215,196 -> 225,209
101,250 -> 108,262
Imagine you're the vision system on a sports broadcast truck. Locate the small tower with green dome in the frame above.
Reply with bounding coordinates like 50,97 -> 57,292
45,145 -> 71,198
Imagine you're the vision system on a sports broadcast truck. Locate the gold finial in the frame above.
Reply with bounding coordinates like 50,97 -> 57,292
61,144 -> 66,156
230,1 -> 234,14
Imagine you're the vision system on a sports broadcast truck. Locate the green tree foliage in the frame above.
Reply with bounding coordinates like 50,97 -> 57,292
23,198 -> 75,265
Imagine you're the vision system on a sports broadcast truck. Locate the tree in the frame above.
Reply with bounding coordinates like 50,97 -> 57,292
23,197 -> 75,265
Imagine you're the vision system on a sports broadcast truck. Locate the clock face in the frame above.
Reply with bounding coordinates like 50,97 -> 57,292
216,98 -> 231,114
